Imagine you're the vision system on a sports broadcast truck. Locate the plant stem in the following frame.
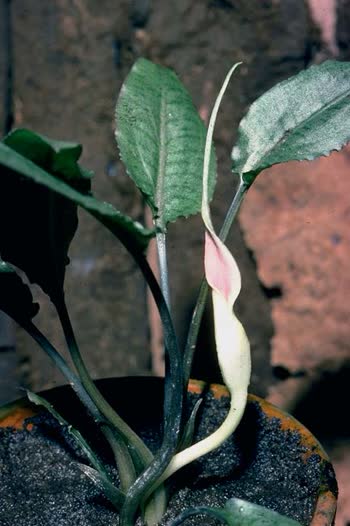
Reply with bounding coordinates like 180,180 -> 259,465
119,252 -> 183,526
56,296 -> 174,523
55,297 -> 154,467
24,321 -> 104,422
156,229 -> 171,309
219,179 -> 249,241
92,196 -> 184,471
25,320 -> 135,497
182,178 -> 248,387
62,214 -> 183,524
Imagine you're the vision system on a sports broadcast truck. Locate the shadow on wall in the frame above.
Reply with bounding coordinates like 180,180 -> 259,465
293,362 -> 350,526
293,362 -> 350,440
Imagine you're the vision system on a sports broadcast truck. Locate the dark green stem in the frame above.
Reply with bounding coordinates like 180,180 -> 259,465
25,320 -> 135,494
156,229 -> 171,309
24,320 -> 104,423
68,211 -> 183,524
95,207 -> 184,460
183,179 -> 248,387
55,297 -> 154,468
119,251 -> 183,526
56,295 -> 173,523
219,179 -> 249,241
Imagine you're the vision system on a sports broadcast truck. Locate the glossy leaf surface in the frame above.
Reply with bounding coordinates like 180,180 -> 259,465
116,58 -> 216,228
232,60 -> 350,184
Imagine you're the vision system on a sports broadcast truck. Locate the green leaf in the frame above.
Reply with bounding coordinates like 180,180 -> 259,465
170,498 -> 303,526
4,128 -> 93,190
0,260 -> 39,322
115,58 -> 216,229
0,131 -> 86,303
232,60 -> 350,185
0,142 -> 154,287
223,498 -> 303,525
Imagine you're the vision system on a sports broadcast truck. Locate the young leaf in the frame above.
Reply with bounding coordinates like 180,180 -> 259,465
0,260 -> 39,322
170,498 -> 303,526
115,58 -> 216,229
232,60 -> 350,185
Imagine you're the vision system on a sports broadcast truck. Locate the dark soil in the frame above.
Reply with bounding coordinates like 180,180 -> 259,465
0,379 -> 336,526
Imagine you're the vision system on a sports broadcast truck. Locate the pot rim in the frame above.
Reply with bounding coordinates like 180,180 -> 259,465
188,379 -> 337,526
0,376 -> 337,526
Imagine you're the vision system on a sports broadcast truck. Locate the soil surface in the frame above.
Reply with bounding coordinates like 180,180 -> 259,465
0,388 -> 335,526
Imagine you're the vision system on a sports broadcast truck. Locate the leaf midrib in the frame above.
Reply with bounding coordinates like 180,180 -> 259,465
246,84 -> 350,175
155,89 -> 168,229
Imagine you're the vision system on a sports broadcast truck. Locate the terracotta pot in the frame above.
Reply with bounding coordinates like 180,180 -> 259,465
0,377 -> 337,525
